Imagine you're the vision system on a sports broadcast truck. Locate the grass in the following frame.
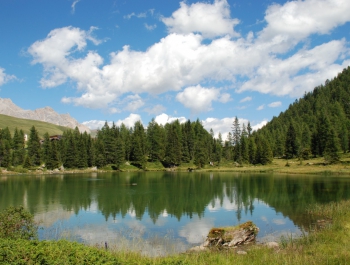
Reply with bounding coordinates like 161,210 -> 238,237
0,113 -> 71,138
1,200 -> 350,264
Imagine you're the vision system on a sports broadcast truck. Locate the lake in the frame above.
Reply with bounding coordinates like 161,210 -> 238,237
1,172 -> 350,256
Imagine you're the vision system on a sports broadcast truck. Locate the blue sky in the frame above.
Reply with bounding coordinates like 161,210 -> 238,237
1,0 -> 350,138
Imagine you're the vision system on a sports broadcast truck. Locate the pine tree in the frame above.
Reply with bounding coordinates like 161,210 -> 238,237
232,117 -> 241,162
41,133 -> 51,166
285,122 -> 298,159
27,126 -> 41,166
63,132 -> 77,168
324,127 -> 340,163
115,137 -> 125,169
12,128 -> 25,166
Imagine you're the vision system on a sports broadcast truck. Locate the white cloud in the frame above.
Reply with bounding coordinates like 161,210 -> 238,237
0,68 -> 16,86
145,23 -> 157,31
202,117 -> 255,140
176,85 -> 231,113
268,101 -> 282,108
82,113 -> 142,130
257,105 -> 264,111
154,113 -> 187,125
123,94 -> 145,112
238,40 -> 349,97
252,120 -> 268,131
240,96 -> 252,103
258,0 -> 350,53
161,0 -> 239,38
179,217 -> 214,244
71,0 -> 81,14
28,0 -> 350,112
144,104 -> 166,115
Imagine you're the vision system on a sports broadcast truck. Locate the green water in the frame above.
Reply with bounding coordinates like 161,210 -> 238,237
1,172 -> 350,255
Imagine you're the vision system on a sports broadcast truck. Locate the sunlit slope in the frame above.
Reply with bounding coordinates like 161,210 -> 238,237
0,113 -> 71,137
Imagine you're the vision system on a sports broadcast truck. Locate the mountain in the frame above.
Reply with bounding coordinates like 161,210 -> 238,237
252,66 -> 350,161
0,98 -> 90,133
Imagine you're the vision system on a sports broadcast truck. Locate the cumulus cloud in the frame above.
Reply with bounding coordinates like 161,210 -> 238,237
145,23 -> 157,31
238,40 -> 349,96
268,101 -> 282,108
28,0 -> 350,113
252,120 -> 268,131
257,105 -> 264,111
161,0 -> 239,38
144,104 -> 166,115
176,85 -> 231,113
122,94 -> 145,112
154,113 -> 187,125
0,68 -> 16,86
202,116 -> 254,140
258,0 -> 350,53
240,96 -> 252,103
82,113 -> 142,129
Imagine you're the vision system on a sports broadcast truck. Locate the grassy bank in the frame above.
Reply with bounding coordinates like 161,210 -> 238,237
1,200 -> 350,264
2,152 -> 350,176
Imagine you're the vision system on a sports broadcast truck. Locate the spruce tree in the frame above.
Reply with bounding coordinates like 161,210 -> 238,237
27,126 -> 41,166
285,122 -> 298,159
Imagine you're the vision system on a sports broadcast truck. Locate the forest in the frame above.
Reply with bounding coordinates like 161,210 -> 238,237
0,66 -> 350,170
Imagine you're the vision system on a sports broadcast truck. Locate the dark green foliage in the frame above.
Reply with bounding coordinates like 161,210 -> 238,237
46,140 -> 60,170
115,137 -> 125,169
23,154 -> 32,169
64,131 -> 77,168
147,119 -> 165,162
324,127 -> 340,163
27,126 -> 41,166
165,121 -> 182,166
0,206 -> 37,240
0,238 -> 121,264
285,122 -> 298,159
255,135 -> 273,165
253,66 -> 350,162
12,128 -> 25,166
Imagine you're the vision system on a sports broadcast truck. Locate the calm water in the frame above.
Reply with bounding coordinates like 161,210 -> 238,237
1,172 -> 350,255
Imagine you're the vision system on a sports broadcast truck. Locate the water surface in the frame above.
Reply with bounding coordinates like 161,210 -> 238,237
1,172 -> 350,255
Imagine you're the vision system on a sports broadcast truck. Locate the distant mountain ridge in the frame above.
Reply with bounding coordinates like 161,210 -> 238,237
0,98 -> 90,133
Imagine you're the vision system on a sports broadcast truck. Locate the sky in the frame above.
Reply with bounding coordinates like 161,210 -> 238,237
1,0 -> 350,139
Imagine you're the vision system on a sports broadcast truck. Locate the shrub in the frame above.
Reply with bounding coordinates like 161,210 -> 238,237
0,206 -> 37,240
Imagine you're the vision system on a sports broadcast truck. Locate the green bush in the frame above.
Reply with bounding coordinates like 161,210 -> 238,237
0,206 -> 37,240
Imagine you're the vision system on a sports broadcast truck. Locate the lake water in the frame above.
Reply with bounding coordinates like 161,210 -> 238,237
1,172 -> 350,256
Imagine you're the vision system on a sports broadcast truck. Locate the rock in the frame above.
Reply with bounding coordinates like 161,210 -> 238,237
200,221 -> 259,250
265,242 -> 279,249
237,250 -> 247,255
188,245 -> 209,252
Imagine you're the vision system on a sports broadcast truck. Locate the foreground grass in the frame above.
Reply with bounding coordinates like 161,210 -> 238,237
1,200 -> 350,264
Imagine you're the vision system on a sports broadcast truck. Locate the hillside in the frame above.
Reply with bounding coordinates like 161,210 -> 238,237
253,66 -> 350,161
0,98 -> 90,133
0,113 -> 72,138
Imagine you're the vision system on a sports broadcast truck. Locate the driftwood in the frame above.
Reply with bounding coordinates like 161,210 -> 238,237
189,221 -> 259,252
